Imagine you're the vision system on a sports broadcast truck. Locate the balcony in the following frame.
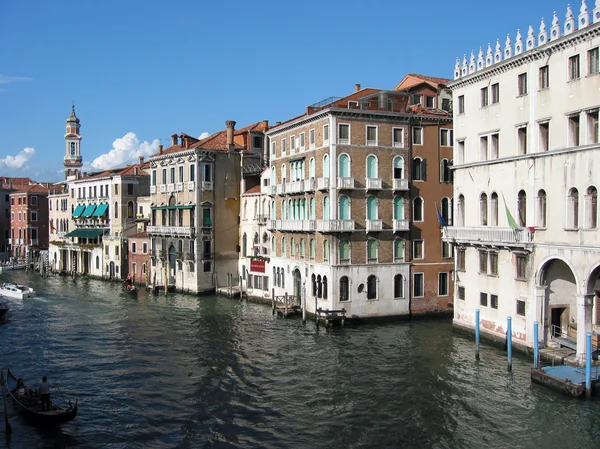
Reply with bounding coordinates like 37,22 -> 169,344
393,178 -> 409,191
150,185 -> 156,194
365,178 -> 382,190
29,239 -> 39,246
304,178 -> 315,191
337,177 -> 355,189
159,185 -> 167,193
147,225 -> 195,238
317,177 -> 330,190
393,219 -> 410,232
267,185 -> 277,195
187,181 -> 195,191
256,214 -> 268,224
288,180 -> 304,194
268,220 -> 281,230
201,181 -> 213,190
276,184 -> 286,195
167,183 -> 175,192
443,226 -> 534,246
176,182 -> 183,192
365,219 -> 383,232
316,219 -> 355,232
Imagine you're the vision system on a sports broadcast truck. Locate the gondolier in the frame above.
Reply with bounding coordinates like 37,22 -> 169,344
39,376 -> 54,411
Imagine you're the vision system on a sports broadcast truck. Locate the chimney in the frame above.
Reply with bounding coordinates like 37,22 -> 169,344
262,120 -> 269,131
171,134 -> 178,146
184,137 -> 189,149
138,156 -> 144,164
159,144 -> 163,154
355,83 -> 361,92
226,120 -> 236,150
276,121 -> 282,125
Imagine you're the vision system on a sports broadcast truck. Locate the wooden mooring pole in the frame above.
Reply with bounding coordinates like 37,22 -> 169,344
0,370 -> 12,436
475,308 -> 480,361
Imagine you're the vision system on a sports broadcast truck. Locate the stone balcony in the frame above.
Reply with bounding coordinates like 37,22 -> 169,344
393,219 -> 410,232
147,225 -> 195,238
268,220 -> 316,231
366,219 -> 383,232
393,178 -> 409,191
337,177 -> 355,189
365,178 -> 382,190
316,219 -> 355,232
443,226 -> 534,247
317,177 -> 330,190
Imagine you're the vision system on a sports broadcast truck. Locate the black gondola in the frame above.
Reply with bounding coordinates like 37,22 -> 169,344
1,368 -> 78,425
0,298 -> 9,318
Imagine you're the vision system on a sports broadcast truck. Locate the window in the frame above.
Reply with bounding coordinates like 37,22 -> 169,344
393,157 -> 405,180
413,273 -> 424,297
481,86 -> 489,106
179,166 -> 184,183
142,242 -> 148,254
458,286 -> 465,300
490,192 -> 499,226
479,250 -> 488,273
441,98 -> 451,112
490,133 -> 499,159
412,157 -> 426,180
515,254 -> 527,280
366,275 -> 377,300
338,124 -> 350,144
31,212 -> 38,222
413,197 -> 423,221
480,292 -> 488,307
458,95 -> 465,114
536,189 -> 547,227
440,159 -> 452,182
438,272 -> 449,296
517,190 -> 526,227
394,239 -> 404,261
457,194 -> 465,226
491,83 -> 499,104
568,187 -> 579,228
114,201 -> 118,219
190,164 -> 195,182
323,239 -> 329,261
517,73 -> 527,96
589,47 -> 599,75
392,128 -> 404,147
340,276 -> 350,301
366,126 -> 377,146
489,252 -> 498,276
340,240 -> 350,263
411,94 -> 422,105
271,141 -> 276,156
281,138 -> 287,154
309,129 -> 315,148
323,124 -> 329,144
290,135 -> 296,152
412,239 -> 424,259
539,122 -> 549,151
31,196 -> 37,205
480,193 -> 488,226
202,163 -> 213,183
203,208 -> 212,227
442,240 -> 452,259
253,135 -> 262,149
539,65 -> 549,89
425,95 -> 435,108
517,126 -> 527,155
457,140 -> 465,164
480,135 -> 488,161
516,300 -> 526,316
585,186 -> 598,228
394,274 -> 404,298
587,109 -> 599,144
569,54 -> 581,81
412,127 -> 423,145
367,239 -> 377,262
569,114 -> 580,147
440,129 -> 453,147
489,294 -> 498,309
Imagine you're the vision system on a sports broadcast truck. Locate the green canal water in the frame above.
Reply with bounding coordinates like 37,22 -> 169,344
0,270 -> 599,449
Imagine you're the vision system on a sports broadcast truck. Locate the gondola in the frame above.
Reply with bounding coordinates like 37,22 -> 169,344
1,368 -> 78,425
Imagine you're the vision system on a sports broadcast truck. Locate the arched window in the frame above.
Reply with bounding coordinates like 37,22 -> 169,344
243,200 -> 247,219
271,166 -> 276,185
393,156 -> 404,179
323,196 -> 329,220
490,193 -> 498,226
96,256 -> 100,270
440,159 -> 452,182
271,236 -> 276,253
367,238 -> 377,261
290,237 -> 295,256
310,239 -> 316,259
323,239 -> 330,261
366,196 -> 378,220
323,276 -> 328,299
441,197 -> 452,225
300,238 -> 305,258
282,199 -> 287,220
394,197 -> 404,219
457,194 -> 465,226
178,239 -> 183,257
480,193 -> 488,226
114,201 -> 119,219
340,276 -> 349,301
310,198 -> 315,220
338,154 -> 350,178
242,233 -> 247,256
271,200 -> 276,220
568,188 -> 579,228
309,158 -> 316,179
394,239 -> 404,261
281,270 -> 285,288
339,195 -> 350,220
281,164 -> 287,183
317,275 -> 322,297
413,197 -> 423,221
412,157 -> 426,181
366,155 -> 378,179
536,189 -> 547,228
366,275 -> 377,300
273,267 -> 277,285
127,201 -> 134,218
585,186 -> 598,228
517,190 -> 527,227
311,274 -> 317,296
340,240 -> 350,263
394,274 -> 404,298
281,237 -> 286,257
323,154 -> 329,178
277,268 -> 281,287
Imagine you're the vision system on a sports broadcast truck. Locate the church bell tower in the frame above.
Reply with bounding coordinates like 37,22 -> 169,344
64,105 -> 83,179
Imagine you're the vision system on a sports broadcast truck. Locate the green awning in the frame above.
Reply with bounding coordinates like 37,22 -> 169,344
151,206 -> 167,211
72,205 -> 85,218
82,204 -> 97,217
65,228 -> 105,238
152,205 -> 194,211
180,205 -> 194,209
92,203 -> 109,217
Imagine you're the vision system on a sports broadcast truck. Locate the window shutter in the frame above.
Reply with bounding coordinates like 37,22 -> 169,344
422,159 -> 427,181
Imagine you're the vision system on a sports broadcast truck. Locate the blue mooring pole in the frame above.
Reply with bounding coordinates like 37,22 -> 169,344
586,332 -> 592,398
475,309 -> 480,360
533,321 -> 539,369
507,316 -> 513,372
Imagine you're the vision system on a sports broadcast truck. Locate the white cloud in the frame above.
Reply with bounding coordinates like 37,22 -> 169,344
199,132 -> 210,139
0,74 -> 32,84
0,147 -> 35,170
91,132 -> 160,170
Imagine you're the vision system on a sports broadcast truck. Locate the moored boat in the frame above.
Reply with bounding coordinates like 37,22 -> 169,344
0,263 -> 27,273
0,282 -> 35,299
1,368 -> 78,426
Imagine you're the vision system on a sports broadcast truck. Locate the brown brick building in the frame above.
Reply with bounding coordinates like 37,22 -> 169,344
10,184 -> 50,260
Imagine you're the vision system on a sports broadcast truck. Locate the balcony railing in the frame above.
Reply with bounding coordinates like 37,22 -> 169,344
167,183 -> 175,192
187,181 -> 195,191
147,225 -> 195,238
267,185 -> 277,195
176,182 -> 183,192
288,180 -> 304,194
317,177 -> 330,190
337,177 -> 355,189
159,185 -> 167,193
316,219 -> 355,232
393,178 -> 409,191
276,184 -> 286,195
366,219 -> 383,232
304,178 -> 315,191
150,185 -> 156,194
366,178 -> 382,190
29,239 -> 39,246
393,219 -> 410,232
443,226 -> 534,245
201,181 -> 213,190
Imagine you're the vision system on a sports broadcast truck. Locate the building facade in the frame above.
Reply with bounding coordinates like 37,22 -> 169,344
446,1 -> 600,360
9,185 -> 50,260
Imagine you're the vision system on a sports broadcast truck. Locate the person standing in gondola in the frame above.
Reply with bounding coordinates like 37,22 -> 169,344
39,376 -> 54,411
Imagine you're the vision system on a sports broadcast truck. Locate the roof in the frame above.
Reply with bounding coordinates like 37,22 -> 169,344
76,162 -> 149,181
9,184 -> 50,195
128,231 -> 148,239
243,185 -> 261,195
394,73 -> 452,91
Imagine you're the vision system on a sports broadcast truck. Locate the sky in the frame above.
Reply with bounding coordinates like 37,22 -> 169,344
0,0 -> 578,182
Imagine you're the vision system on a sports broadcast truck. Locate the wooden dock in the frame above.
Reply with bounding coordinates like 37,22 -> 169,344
272,294 -> 300,317
316,307 -> 346,327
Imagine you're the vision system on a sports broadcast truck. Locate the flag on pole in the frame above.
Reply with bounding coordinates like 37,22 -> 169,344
435,202 -> 447,228
502,193 -> 520,230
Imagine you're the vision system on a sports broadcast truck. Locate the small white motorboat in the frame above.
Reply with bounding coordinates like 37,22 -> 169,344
0,283 -> 35,299
0,263 -> 27,273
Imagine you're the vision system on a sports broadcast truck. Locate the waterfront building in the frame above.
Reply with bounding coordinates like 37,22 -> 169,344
446,1 -> 600,360
47,183 -> 71,270
148,120 -> 268,294
265,80 -> 453,319
127,195 -> 151,285
0,177 -> 36,261
9,184 -> 50,260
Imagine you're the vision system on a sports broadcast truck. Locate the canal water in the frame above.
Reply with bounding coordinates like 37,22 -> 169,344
0,271 -> 599,449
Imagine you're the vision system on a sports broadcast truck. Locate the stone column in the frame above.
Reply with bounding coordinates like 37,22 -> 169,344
531,285 -> 547,346
575,293 -> 594,363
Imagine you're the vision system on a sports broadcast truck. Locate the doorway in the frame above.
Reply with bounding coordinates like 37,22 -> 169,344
293,269 -> 301,300
550,307 -> 568,337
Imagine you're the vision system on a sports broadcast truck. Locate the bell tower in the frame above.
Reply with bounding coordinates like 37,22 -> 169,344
64,104 -> 83,180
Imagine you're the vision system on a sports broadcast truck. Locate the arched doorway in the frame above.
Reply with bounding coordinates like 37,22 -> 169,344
293,268 -> 301,301
109,261 -> 115,279
585,264 -> 600,327
539,258 -> 577,343
168,244 -> 176,285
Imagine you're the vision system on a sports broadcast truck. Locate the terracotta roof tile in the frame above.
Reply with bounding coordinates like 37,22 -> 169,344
243,185 -> 261,195
128,231 -> 148,238
394,73 -> 452,91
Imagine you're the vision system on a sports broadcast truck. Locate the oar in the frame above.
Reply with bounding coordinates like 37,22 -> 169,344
54,384 -> 69,408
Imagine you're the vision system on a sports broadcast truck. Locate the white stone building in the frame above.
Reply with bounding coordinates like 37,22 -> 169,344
446,1 -> 600,360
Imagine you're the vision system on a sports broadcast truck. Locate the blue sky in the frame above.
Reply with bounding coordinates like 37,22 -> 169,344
0,0 -> 576,181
